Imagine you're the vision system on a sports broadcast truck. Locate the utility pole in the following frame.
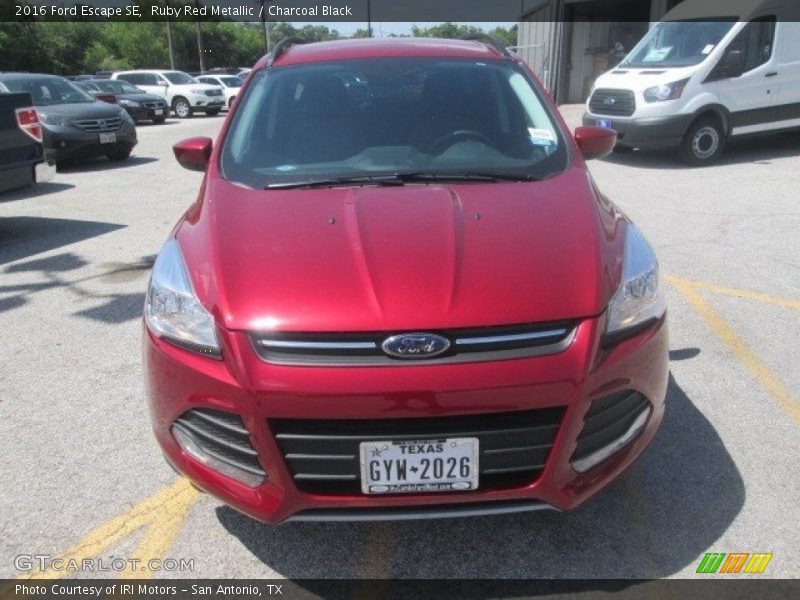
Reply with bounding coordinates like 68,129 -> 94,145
195,1 -> 205,73
366,0 -> 372,38
165,1 -> 175,69
258,0 -> 271,53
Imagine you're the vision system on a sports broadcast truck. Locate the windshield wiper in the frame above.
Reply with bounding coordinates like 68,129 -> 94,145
266,175 -> 405,189
394,171 -> 540,183
265,171 -> 539,190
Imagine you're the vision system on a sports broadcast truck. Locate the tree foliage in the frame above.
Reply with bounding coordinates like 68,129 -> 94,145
0,21 -> 518,75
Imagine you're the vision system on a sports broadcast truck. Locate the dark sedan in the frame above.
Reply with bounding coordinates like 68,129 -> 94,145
82,79 -> 168,124
0,73 -> 137,165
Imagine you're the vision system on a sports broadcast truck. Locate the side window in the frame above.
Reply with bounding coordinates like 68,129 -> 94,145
153,74 -> 168,85
728,16 -> 777,72
121,73 -> 141,85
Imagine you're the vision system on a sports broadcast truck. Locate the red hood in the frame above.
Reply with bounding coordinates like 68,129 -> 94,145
177,167 -> 624,333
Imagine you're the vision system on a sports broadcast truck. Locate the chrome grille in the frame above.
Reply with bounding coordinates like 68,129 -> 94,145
589,88 -> 636,116
71,117 -> 122,132
270,407 -> 565,495
173,408 -> 265,478
251,322 -> 576,366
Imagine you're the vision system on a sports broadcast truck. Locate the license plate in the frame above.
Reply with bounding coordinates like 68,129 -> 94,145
597,119 -> 613,129
360,438 -> 479,494
154,109 -> 163,116
99,132 -> 116,144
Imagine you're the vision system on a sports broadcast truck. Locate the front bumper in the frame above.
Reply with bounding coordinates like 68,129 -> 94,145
188,95 -> 224,110
583,112 -> 693,151
43,123 -> 137,161
144,315 -> 668,523
123,105 -> 167,122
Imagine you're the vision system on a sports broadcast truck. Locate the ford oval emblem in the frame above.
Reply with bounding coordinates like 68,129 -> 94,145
381,333 -> 450,359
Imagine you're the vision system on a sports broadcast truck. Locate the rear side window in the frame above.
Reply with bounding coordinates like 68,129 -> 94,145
728,16 -> 777,72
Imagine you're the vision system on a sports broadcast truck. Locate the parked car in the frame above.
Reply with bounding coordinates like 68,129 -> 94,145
584,0 -> 800,165
111,70 -> 224,118
0,73 -> 137,165
144,38 -> 668,524
196,74 -> 241,109
0,91 -> 54,193
81,79 -> 168,124
73,81 -> 117,104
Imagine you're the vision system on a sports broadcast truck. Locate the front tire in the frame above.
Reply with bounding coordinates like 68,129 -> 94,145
679,117 -> 725,166
172,97 -> 192,119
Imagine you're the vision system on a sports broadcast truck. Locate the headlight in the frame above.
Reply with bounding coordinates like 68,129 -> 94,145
145,239 -> 221,357
643,78 -> 689,103
119,99 -> 140,108
605,224 -> 666,341
38,112 -> 68,127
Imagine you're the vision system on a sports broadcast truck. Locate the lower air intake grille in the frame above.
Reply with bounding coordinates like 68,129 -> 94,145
572,391 -> 650,464
270,407 -> 565,495
173,408 -> 264,478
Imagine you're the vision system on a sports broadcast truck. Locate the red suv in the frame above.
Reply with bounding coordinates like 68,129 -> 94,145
144,38 -> 668,523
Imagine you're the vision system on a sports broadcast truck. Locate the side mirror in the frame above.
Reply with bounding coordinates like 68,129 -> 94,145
574,126 -> 617,161
721,49 -> 745,78
173,137 -> 212,171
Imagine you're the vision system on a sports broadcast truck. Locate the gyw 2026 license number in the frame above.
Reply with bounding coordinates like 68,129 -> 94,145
360,438 -> 479,494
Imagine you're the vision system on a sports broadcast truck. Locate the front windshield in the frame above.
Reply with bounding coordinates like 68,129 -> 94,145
163,71 -> 196,85
96,80 -> 141,94
221,57 -> 567,188
624,19 -> 737,68
3,76 -> 94,105
219,76 -> 242,88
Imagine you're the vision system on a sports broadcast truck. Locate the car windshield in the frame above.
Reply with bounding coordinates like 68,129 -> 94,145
3,76 -> 94,105
163,71 -> 196,85
96,80 -> 141,94
221,57 -> 567,188
219,76 -> 242,88
623,19 -> 737,68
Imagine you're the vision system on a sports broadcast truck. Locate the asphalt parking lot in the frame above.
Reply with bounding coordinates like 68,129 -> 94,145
1,106 -> 799,580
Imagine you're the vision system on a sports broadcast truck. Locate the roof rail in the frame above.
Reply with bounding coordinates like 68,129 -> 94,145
460,34 -> 513,58
265,37 -> 308,67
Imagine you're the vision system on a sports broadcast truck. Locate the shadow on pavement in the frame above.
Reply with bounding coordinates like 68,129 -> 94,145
0,216 -> 124,266
0,182 -> 74,203
216,374 -> 743,579
603,131 -> 800,170
56,155 -> 158,173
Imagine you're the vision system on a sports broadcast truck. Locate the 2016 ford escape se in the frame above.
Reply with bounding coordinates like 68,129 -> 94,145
144,37 -> 669,523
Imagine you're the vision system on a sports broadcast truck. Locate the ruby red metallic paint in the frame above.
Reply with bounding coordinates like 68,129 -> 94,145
144,38 -> 669,523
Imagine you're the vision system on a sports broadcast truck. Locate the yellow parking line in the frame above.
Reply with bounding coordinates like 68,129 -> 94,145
666,275 -> 800,310
9,478 -> 197,582
118,482 -> 198,579
671,278 -> 800,429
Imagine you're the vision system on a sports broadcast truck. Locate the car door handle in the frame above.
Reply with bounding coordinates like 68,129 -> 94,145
765,72 -> 779,78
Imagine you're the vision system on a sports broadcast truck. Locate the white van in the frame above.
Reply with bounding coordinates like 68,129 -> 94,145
583,0 -> 800,165
110,70 -> 224,119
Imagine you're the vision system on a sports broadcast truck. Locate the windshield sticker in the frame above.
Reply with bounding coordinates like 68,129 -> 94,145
644,47 -> 672,62
528,128 -> 556,147
702,44 -> 715,55
276,165 -> 296,172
